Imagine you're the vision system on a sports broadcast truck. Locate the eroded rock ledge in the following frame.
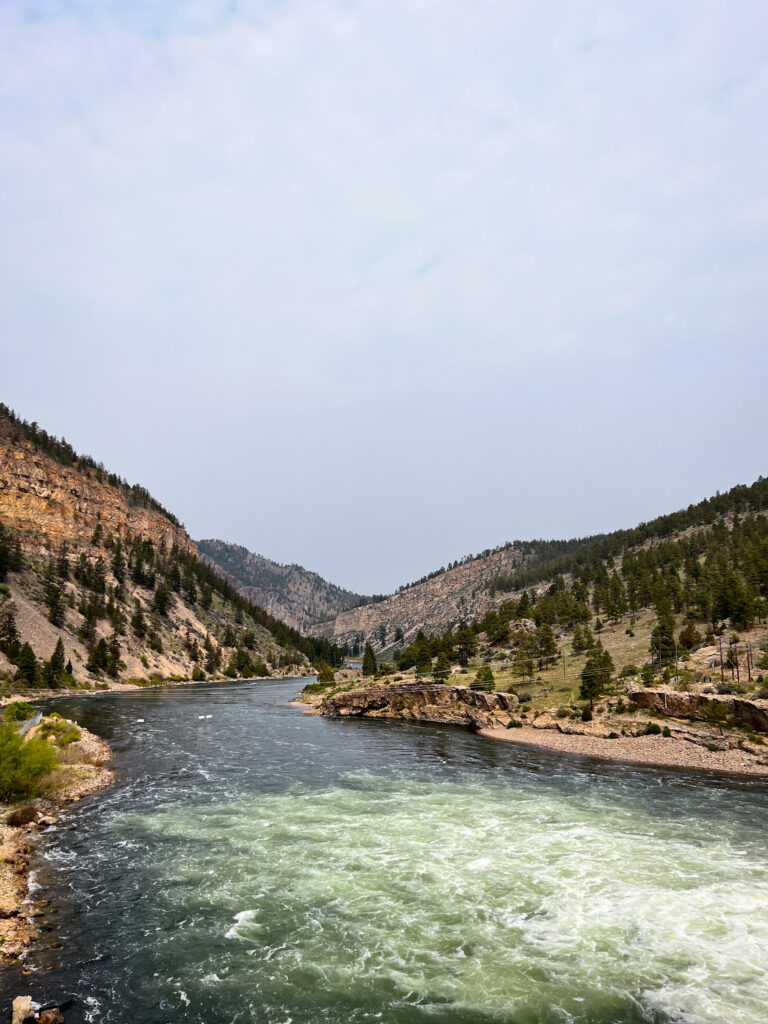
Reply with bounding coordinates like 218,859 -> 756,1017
629,688 -> 768,732
317,684 -> 519,729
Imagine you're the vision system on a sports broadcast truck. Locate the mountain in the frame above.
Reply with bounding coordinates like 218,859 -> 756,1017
0,404 -> 341,690
308,478 -> 768,659
198,540 -> 375,633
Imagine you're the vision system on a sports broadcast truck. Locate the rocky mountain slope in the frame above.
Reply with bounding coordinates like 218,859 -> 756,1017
309,477 -> 768,660
198,539 -> 371,633
0,405 -> 341,690
307,543 -> 541,655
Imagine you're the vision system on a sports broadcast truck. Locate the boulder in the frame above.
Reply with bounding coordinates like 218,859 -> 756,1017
11,995 -> 35,1024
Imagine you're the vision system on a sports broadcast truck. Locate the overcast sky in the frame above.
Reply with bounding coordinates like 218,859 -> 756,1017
2,1 -> 767,594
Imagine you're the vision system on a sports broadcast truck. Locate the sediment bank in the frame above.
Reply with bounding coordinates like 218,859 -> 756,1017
0,725 -> 114,963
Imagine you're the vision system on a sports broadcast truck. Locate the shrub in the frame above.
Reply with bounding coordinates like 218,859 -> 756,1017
641,721 -> 662,735
620,665 -> 639,678
4,701 -> 36,722
581,706 -> 593,722
506,720 -> 523,729
662,726 -> 672,737
0,724 -> 57,802
5,803 -> 38,826
556,707 -> 570,719
517,693 -> 533,704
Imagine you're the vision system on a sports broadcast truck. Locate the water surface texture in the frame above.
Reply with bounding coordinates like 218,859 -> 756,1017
3,680 -> 768,1023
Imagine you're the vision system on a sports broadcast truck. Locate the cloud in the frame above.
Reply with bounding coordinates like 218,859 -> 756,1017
1,0 -> 767,590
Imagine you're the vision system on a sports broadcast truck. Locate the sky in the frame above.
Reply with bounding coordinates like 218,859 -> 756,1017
2,0 -> 767,595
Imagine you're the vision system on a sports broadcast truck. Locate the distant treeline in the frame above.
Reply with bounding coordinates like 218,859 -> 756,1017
0,403 -> 182,528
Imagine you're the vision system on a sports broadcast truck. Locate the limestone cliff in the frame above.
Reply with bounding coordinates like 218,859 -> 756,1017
317,683 -> 519,729
0,439 -> 195,557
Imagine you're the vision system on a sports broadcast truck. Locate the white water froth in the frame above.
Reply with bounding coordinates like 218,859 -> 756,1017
123,770 -> 768,1023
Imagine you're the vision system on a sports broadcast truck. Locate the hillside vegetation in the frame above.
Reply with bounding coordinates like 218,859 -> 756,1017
0,406 -> 342,694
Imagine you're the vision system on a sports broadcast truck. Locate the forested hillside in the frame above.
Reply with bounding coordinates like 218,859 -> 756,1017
0,406 -> 342,692
311,478 -> 768,672
199,539 -> 379,632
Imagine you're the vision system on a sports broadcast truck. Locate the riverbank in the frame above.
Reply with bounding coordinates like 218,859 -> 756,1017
309,683 -> 768,778
0,724 -> 114,963
478,724 -> 768,777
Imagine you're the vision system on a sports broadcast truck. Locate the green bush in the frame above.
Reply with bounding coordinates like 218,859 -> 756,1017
556,707 -> 570,719
4,701 -> 36,722
581,706 -> 593,722
38,717 -> 81,746
0,723 -> 57,802
640,721 -> 662,736
662,726 -> 672,737
506,720 -> 523,729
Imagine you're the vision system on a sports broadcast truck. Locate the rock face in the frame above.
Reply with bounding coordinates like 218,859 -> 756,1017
318,684 -> 520,729
308,544 -> 537,655
0,440 -> 196,556
629,688 -> 768,732
198,538 -> 368,633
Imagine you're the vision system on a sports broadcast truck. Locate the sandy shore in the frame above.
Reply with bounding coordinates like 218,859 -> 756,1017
479,725 -> 768,777
0,725 -> 114,962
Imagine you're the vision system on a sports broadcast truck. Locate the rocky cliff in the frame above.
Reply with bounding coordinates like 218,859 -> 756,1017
198,539 -> 369,633
0,439 -> 196,557
308,544 -> 535,654
316,683 -> 520,729
629,688 -> 768,733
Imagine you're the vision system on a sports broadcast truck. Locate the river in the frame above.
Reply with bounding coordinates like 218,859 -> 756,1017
2,679 -> 768,1023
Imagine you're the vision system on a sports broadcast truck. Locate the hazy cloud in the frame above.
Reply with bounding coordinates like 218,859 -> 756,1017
2,0 -> 767,591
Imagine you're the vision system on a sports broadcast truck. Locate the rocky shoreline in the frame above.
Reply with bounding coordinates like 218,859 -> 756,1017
1,725 -> 114,965
309,683 -> 768,778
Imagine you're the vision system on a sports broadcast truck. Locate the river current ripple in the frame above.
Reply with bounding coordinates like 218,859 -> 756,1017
2,679 -> 768,1024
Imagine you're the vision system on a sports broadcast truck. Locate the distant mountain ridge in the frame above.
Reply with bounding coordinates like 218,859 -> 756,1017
307,477 -> 768,658
198,539 -> 374,633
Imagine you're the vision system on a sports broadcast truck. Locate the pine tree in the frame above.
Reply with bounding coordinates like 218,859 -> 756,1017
15,643 -> 38,686
432,651 -> 450,683
579,645 -> 614,708
471,664 -> 495,692
44,562 -> 65,627
362,644 -> 377,677
0,599 -> 20,658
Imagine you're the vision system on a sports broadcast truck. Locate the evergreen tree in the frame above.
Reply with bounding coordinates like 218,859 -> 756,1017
579,645 -> 614,708
0,599 -> 20,659
536,623 -> 557,666
131,600 -> 147,638
471,664 -> 495,692
433,651 -> 450,683
362,644 -> 377,677
153,581 -> 172,617
15,643 -> 38,686
44,562 -> 65,627
111,542 -> 126,584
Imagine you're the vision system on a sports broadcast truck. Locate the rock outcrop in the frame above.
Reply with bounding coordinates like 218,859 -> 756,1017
317,683 -> 519,729
0,440 -> 195,556
628,688 -> 768,732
